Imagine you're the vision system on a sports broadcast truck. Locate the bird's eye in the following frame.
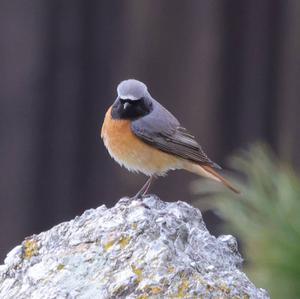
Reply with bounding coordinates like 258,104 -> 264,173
119,98 -> 144,105
119,98 -> 127,104
132,97 -> 144,105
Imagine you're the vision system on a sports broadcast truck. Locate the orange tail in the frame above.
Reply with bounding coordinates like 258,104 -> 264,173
202,165 -> 240,194
183,162 -> 240,194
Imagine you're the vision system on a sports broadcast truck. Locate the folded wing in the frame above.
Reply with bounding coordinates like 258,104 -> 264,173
131,99 -> 220,169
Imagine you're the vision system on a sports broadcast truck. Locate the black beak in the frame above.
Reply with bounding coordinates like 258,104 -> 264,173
124,102 -> 131,110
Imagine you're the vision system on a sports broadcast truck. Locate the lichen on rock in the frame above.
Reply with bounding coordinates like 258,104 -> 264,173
0,195 -> 269,298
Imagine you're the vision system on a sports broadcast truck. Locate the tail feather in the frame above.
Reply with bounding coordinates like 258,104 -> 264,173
202,165 -> 240,194
183,162 -> 240,194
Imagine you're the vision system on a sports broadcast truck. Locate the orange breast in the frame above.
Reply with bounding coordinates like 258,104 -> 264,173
101,107 -> 182,176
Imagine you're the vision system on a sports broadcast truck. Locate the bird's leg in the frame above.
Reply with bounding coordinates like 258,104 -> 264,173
132,175 -> 156,199
141,175 -> 156,196
132,176 -> 152,199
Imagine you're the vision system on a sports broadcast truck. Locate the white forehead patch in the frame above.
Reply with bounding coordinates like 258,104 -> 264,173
119,94 -> 139,100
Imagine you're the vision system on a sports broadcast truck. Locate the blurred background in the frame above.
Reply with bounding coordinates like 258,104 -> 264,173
0,1 -> 300,296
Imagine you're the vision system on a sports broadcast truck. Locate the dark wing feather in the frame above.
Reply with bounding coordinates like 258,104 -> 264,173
131,99 -> 221,169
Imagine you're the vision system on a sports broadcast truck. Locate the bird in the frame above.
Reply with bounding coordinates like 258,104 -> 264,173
101,79 -> 239,198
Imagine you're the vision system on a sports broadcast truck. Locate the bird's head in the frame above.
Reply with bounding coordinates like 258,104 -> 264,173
111,79 -> 153,120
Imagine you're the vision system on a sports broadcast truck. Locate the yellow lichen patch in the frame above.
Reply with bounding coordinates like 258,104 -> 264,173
167,265 -> 174,273
56,263 -> 65,271
137,294 -> 148,299
103,239 -> 116,252
218,282 -> 231,295
175,278 -> 189,298
131,264 -> 143,283
22,239 -> 39,259
150,286 -> 162,295
143,285 -> 162,295
131,223 -> 138,230
118,235 -> 131,249
242,294 -> 250,299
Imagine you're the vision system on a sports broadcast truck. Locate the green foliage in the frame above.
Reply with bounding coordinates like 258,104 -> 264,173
193,144 -> 300,299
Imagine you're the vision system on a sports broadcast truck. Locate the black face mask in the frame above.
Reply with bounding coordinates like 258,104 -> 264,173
111,97 -> 152,120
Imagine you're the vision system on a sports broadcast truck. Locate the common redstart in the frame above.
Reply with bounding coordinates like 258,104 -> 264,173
101,79 -> 239,197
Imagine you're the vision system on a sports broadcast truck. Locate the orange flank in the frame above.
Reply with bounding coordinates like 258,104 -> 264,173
101,107 -> 183,176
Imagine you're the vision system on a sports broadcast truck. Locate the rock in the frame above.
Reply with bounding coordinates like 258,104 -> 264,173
0,195 -> 269,299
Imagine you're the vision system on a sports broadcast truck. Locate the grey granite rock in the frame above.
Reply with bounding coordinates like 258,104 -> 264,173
0,195 -> 269,299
